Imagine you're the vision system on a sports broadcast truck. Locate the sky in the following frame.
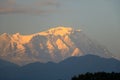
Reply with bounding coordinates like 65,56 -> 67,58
0,0 -> 120,58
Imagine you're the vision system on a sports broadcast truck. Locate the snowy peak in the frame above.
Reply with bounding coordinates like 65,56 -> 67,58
12,33 -> 33,44
38,26 -> 81,36
0,32 -> 33,44
0,26 -> 81,44
0,26 -> 112,65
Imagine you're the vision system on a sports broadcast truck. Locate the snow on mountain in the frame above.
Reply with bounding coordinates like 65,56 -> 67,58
0,26 -> 112,65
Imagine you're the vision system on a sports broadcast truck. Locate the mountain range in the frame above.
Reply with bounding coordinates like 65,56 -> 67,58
0,26 -> 113,65
0,26 -> 120,80
0,54 -> 120,80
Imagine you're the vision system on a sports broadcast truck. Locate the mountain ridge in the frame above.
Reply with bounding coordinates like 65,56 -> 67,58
0,26 -> 113,65
0,54 -> 120,80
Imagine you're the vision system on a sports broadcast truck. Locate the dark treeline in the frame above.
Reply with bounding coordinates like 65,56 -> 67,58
71,72 -> 120,80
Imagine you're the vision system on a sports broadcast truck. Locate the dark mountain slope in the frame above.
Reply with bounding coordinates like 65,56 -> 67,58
0,59 -> 19,80
0,54 -> 120,80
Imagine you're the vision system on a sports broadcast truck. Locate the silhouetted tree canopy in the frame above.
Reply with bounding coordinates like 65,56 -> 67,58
71,72 -> 120,80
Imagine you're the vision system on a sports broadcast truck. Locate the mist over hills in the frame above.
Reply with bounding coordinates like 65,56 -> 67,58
0,26 -> 113,65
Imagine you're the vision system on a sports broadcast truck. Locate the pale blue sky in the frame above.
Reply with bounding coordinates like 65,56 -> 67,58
0,0 -> 120,58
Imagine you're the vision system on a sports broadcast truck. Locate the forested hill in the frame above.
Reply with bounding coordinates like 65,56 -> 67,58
71,72 -> 120,80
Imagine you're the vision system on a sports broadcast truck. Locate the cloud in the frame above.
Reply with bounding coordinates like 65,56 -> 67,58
0,0 -> 59,15
0,0 -> 16,7
0,7 -> 47,15
34,0 -> 59,6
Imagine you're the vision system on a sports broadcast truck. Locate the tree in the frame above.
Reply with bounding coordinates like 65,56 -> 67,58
71,72 -> 120,80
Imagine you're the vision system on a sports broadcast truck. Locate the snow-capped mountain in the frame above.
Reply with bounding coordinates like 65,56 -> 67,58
0,26 -> 112,65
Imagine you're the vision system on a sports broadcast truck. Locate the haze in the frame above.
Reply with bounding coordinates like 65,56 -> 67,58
0,0 -> 120,58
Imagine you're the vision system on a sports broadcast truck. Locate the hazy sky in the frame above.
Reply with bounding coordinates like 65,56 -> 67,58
0,0 -> 120,58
